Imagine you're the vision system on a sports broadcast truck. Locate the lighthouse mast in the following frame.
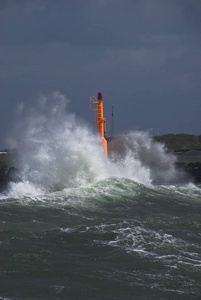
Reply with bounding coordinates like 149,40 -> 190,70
90,92 -> 108,155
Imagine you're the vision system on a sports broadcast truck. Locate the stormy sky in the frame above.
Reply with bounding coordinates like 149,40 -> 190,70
0,0 -> 201,146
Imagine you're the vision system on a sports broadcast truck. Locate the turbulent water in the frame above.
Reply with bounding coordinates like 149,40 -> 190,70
1,93 -> 201,299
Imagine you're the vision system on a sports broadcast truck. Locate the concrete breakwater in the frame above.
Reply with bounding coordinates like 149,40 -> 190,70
107,136 -> 201,184
0,141 -> 201,192
175,150 -> 201,183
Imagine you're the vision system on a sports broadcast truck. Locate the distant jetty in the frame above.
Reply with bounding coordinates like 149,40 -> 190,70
0,134 -> 201,192
107,134 -> 201,184
154,134 -> 201,183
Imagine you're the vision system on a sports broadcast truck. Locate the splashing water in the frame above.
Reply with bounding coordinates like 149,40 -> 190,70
108,131 -> 185,185
1,93 -> 201,300
5,92 -> 186,197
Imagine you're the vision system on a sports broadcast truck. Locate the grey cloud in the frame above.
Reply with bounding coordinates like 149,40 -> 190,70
0,0 -> 200,145
1,0 -> 200,47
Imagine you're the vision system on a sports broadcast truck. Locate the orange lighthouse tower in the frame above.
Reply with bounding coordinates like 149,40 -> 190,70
90,92 -> 108,155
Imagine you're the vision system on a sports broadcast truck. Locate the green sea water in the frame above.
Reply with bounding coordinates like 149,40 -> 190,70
1,179 -> 201,300
1,94 -> 201,299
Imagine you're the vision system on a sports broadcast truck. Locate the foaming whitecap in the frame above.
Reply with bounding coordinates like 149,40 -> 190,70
7,181 -> 43,199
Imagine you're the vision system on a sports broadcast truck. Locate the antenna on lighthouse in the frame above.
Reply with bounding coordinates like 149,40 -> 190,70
111,105 -> 114,136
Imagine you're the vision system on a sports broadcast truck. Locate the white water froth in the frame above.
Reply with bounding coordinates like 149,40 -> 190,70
4,92 -> 186,198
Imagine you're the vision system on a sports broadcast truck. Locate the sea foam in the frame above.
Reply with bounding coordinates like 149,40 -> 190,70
4,92 -> 186,198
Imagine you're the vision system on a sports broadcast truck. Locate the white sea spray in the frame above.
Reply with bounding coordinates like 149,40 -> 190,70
2,92 -> 188,198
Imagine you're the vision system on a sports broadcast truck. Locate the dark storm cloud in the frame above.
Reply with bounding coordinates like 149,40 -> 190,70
1,0 -> 200,47
0,0 -> 201,146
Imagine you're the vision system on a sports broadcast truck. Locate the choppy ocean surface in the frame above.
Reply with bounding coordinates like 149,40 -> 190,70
1,93 -> 201,299
1,180 -> 201,299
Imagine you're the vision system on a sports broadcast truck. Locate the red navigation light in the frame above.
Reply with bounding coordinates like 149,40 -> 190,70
98,92 -> 102,100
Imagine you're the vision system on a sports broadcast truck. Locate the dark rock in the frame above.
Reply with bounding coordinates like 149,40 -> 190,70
0,166 -> 21,192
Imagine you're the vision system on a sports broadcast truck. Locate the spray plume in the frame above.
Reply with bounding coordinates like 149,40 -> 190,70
5,92 -> 185,197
